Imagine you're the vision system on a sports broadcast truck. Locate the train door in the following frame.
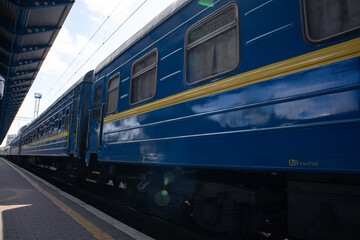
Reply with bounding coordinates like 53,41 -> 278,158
64,107 -> 70,152
86,73 -> 119,164
98,73 -> 120,181
18,136 -> 22,155
102,73 -> 120,150
86,79 -> 105,161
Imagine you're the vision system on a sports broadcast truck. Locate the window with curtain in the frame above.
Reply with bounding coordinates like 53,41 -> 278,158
106,74 -> 120,114
130,50 -> 158,105
64,108 -> 70,131
51,117 -> 55,133
72,97 -> 79,123
302,0 -> 360,43
58,112 -> 62,132
45,121 -> 49,136
93,86 -> 103,119
185,4 -> 239,84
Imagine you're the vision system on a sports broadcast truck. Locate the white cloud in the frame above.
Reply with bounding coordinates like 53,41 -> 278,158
89,15 -> 103,25
51,27 -> 99,59
81,0 -> 135,19
40,52 -> 68,74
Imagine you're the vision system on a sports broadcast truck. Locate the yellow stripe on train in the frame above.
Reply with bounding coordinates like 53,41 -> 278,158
23,131 -> 69,148
104,37 -> 360,125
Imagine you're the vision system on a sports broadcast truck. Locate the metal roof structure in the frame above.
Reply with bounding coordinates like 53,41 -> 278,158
0,0 -> 75,144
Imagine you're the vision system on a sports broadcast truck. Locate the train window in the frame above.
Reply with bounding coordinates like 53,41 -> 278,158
130,50 -> 158,105
185,4 -> 239,85
106,74 -> 120,114
51,117 -> 55,133
74,85 -> 81,95
64,108 -> 70,131
58,112 -> 63,132
45,121 -> 49,136
301,0 -> 360,44
72,97 -> 79,123
93,86 -> 102,119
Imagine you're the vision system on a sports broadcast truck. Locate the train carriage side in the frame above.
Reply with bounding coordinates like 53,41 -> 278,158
8,134 -> 21,158
89,0 -> 360,238
93,0 -> 360,172
16,71 -> 93,171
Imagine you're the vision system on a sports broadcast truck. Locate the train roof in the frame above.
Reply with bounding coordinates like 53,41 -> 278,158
94,0 -> 191,74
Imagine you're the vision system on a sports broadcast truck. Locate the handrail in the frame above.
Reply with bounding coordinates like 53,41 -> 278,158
98,103 -> 105,149
86,110 -> 91,149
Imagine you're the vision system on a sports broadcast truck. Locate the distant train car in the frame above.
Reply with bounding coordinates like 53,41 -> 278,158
3,146 -> 9,156
8,130 -> 22,157
87,0 -> 360,238
9,71 -> 93,177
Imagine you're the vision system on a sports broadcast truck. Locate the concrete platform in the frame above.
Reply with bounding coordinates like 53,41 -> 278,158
0,158 -> 154,240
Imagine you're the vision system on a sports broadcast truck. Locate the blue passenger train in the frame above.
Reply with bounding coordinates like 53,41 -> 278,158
3,0 -> 360,239
7,71 -> 93,178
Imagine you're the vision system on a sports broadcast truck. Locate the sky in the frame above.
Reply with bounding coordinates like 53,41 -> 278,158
1,0 -> 177,146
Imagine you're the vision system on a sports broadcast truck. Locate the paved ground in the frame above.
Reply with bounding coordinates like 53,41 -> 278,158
0,158 -> 154,240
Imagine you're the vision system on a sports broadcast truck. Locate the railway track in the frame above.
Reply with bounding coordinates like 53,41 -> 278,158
16,161 -> 295,240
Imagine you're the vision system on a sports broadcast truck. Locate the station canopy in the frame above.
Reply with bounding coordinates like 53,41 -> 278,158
0,0 -> 75,144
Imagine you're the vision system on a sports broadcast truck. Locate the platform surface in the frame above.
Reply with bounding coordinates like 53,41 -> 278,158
0,158 -> 153,240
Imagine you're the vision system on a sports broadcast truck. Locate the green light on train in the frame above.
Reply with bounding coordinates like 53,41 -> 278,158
198,0 -> 214,7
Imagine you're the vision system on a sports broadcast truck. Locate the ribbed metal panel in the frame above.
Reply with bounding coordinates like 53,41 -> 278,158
0,0 -> 74,144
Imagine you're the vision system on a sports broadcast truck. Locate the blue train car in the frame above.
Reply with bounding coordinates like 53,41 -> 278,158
4,0 -> 359,238
10,71 -> 93,177
86,0 -> 360,238
91,0 -> 360,173
7,124 -> 28,157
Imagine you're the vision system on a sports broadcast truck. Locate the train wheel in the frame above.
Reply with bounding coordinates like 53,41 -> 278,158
192,195 -> 260,239
227,203 -> 261,240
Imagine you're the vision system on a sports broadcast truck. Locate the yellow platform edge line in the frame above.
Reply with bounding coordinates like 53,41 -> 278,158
6,161 -> 114,240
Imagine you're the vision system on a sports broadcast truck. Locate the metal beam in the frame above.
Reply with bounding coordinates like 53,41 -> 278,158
4,104 -> 22,109
5,87 -> 29,93
0,40 -> 51,54
7,82 -> 32,88
7,78 -> 33,85
8,69 -> 37,78
0,24 -> 61,37
4,106 -> 21,111
8,92 -> 27,97
0,13 -> 61,35
9,99 -> 24,103
5,101 -> 22,105
7,0 -> 75,9
8,86 -> 29,92
15,59 -> 43,67
0,58 -> 42,68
